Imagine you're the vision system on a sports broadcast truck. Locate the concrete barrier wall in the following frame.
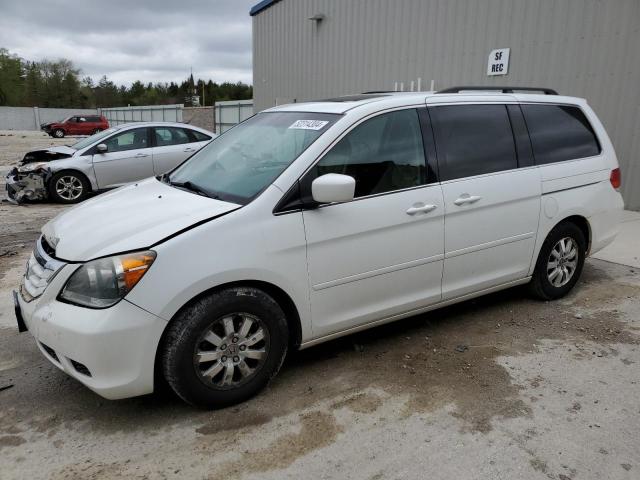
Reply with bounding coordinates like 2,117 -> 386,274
0,106 -> 98,131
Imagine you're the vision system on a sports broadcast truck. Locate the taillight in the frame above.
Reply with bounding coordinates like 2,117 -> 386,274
610,168 -> 621,189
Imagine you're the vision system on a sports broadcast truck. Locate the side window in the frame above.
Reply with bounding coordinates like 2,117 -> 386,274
104,128 -> 149,153
521,104 -> 601,164
188,129 -> 212,142
154,127 -> 190,146
311,109 -> 427,198
430,104 -> 517,181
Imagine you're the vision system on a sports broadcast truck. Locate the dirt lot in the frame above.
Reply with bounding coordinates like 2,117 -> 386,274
1,131 -> 639,479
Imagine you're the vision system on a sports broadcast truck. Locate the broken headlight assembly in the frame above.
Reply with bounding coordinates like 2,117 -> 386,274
59,251 -> 156,308
17,162 -> 49,173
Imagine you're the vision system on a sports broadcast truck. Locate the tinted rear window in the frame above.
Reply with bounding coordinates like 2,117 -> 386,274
430,104 -> 517,181
189,129 -> 212,142
521,105 -> 601,165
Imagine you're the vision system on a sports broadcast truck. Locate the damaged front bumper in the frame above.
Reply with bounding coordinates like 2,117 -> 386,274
5,167 -> 51,204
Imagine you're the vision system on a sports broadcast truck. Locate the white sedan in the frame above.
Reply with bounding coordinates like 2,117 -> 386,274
6,122 -> 216,203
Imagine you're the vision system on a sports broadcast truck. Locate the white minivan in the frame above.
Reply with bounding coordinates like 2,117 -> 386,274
14,88 -> 624,407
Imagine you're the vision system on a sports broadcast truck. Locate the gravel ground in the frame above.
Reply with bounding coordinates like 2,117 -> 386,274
0,132 -> 639,480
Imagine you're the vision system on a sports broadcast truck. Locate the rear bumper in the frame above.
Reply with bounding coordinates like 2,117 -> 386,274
588,191 -> 625,255
18,288 -> 168,400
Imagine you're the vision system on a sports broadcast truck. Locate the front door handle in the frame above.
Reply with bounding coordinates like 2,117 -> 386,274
134,153 -> 149,158
183,147 -> 196,152
454,194 -> 482,206
406,204 -> 438,216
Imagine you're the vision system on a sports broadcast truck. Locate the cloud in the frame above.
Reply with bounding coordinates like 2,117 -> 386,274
0,0 -> 256,85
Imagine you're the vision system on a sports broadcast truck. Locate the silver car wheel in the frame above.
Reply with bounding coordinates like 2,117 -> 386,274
194,313 -> 269,389
547,237 -> 578,287
55,175 -> 84,201
53,129 -> 64,138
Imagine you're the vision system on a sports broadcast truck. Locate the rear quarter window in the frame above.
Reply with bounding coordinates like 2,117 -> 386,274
186,129 -> 212,142
521,104 -> 601,165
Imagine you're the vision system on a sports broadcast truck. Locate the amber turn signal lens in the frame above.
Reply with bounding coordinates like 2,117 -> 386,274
121,252 -> 156,290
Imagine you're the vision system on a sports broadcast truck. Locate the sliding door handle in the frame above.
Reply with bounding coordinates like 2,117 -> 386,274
406,204 -> 438,215
454,195 -> 482,206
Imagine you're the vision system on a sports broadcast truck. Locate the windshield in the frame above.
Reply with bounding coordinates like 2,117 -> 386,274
70,127 -> 119,150
167,112 -> 339,204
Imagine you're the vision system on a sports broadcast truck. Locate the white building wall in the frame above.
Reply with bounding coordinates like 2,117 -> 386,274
252,0 -> 640,209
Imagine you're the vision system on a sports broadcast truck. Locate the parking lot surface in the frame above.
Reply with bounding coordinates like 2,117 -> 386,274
1,131 -> 638,480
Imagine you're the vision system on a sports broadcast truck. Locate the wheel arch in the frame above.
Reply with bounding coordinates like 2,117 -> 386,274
558,215 -> 592,254
153,279 -> 303,391
48,168 -> 93,193
530,213 -> 593,277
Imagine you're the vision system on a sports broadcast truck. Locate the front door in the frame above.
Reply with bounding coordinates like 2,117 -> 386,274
92,127 -> 154,188
302,108 -> 445,337
429,103 -> 541,299
66,117 -> 82,135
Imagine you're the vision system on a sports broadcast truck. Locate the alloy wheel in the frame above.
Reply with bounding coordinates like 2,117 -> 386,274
55,176 -> 84,201
194,313 -> 269,389
547,237 -> 578,287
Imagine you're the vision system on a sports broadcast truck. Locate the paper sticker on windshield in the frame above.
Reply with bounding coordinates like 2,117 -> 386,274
289,120 -> 329,131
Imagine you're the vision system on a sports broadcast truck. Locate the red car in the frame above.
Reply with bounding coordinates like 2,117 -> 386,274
41,115 -> 109,138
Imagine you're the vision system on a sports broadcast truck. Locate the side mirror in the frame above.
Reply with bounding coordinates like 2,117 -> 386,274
311,173 -> 355,204
96,143 -> 108,153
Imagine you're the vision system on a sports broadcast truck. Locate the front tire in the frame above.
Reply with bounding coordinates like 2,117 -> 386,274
53,128 -> 65,138
529,222 -> 586,300
48,171 -> 90,203
161,287 -> 289,408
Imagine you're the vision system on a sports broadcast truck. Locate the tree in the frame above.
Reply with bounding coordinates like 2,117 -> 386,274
0,48 -> 24,105
0,47 -> 254,108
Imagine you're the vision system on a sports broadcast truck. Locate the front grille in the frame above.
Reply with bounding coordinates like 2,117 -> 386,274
21,236 -> 66,302
69,359 -> 92,377
40,343 -> 59,363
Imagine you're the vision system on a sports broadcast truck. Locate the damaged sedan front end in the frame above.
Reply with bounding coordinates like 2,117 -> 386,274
5,146 -> 74,203
6,164 -> 53,203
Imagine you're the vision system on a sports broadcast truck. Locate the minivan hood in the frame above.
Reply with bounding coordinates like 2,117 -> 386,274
42,178 -> 240,261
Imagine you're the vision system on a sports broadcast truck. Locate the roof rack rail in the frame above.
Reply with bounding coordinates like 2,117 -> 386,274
437,86 -> 558,95
361,90 -> 396,94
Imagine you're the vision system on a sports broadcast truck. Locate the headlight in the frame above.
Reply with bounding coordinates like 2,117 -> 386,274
59,251 -> 156,308
18,162 -> 49,173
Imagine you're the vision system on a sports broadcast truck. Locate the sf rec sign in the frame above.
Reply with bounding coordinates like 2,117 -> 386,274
487,48 -> 510,76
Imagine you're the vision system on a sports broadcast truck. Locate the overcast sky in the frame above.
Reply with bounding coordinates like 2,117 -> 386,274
0,0 -> 256,86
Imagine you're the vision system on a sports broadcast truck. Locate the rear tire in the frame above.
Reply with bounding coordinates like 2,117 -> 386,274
161,287 -> 289,408
92,128 -> 102,135
53,128 -> 65,138
529,222 -> 586,300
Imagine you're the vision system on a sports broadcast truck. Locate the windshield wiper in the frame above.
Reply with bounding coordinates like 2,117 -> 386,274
168,179 -> 220,199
